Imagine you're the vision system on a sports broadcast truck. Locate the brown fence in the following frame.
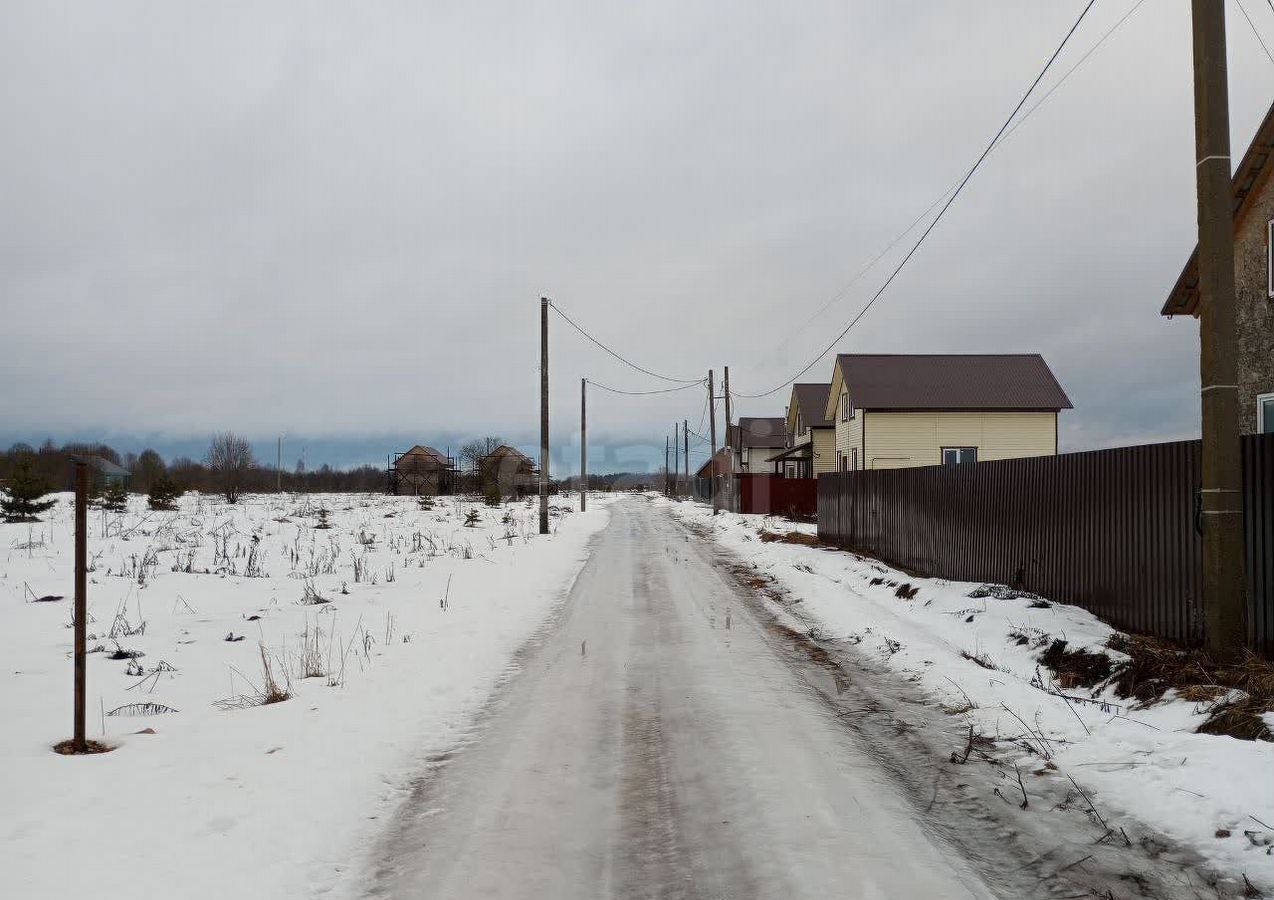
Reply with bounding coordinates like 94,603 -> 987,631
817,434 -> 1274,655
736,474 -> 817,520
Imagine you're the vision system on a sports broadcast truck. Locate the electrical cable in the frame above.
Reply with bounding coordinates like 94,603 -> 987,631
734,0 -> 1101,399
550,302 -> 701,383
584,377 -> 704,396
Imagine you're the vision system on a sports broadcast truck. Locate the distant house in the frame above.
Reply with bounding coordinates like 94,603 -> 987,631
728,418 -> 786,474
771,383 -> 835,478
823,354 -> 1072,471
390,445 -> 455,496
89,457 -> 131,490
478,445 -> 538,498
1161,99 -> 1274,435
693,447 -> 731,501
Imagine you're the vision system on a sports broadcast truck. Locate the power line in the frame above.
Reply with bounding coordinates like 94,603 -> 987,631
550,301 -> 701,384
584,377 -> 704,396
1235,0 -> 1274,66
735,0 -> 1101,399
756,0 -> 1143,376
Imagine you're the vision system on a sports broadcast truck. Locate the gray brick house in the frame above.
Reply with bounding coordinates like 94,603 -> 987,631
1162,100 -> 1274,434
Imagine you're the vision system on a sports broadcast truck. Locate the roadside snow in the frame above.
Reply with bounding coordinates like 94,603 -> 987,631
1,491 -> 612,900
666,499 -> 1274,891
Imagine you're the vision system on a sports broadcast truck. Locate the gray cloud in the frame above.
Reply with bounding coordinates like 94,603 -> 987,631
3,1 -> 1269,470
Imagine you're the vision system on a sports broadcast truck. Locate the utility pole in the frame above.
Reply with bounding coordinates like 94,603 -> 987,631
673,422 -> 680,498
683,418 -> 689,502
667,435 -> 677,497
708,370 -> 719,514
723,365 -> 734,513
1192,0 -> 1247,658
73,459 -> 88,752
540,297 -> 550,534
580,378 -> 587,512
277,436 -> 282,493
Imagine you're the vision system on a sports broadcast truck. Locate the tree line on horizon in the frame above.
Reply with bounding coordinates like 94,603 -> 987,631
0,435 -> 658,516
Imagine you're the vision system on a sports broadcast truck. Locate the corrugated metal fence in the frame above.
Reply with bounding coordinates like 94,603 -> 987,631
817,434 -> 1274,655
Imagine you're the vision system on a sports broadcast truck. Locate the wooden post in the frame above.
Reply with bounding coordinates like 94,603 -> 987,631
73,460 -> 88,752
673,422 -> 680,498
580,378 -> 587,512
683,418 -> 689,502
708,370 -> 718,514
723,365 -> 734,513
540,297 -> 550,534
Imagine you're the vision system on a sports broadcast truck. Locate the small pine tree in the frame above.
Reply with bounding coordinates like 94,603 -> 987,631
98,482 -> 129,513
483,479 -> 502,507
147,475 -> 184,511
1,457 -> 56,522
464,508 -> 481,527
314,507 -> 332,530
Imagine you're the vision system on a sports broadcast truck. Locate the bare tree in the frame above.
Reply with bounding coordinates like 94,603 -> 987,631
206,432 -> 255,503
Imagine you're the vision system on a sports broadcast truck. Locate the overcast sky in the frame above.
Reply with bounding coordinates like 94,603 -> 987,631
3,1 -> 1272,473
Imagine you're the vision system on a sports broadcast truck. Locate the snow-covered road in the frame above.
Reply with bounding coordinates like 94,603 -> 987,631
364,498 -> 993,899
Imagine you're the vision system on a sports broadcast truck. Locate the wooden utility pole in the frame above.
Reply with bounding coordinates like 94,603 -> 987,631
673,422 -> 680,498
73,459 -> 88,752
540,297 -> 550,534
667,435 -> 677,497
723,365 -> 734,513
580,378 -> 587,512
1192,0 -> 1247,658
277,436 -> 282,493
683,418 -> 689,501
708,370 -> 719,514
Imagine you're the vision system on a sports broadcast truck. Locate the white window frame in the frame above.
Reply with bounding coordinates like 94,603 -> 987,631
840,391 -> 854,422
1260,392 -> 1274,433
942,446 -> 978,466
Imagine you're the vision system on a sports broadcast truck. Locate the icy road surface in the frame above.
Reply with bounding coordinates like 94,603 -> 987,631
366,498 -> 992,899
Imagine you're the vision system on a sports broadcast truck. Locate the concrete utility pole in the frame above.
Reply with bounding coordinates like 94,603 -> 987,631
540,297 -> 550,535
723,365 -> 734,513
580,378 -> 587,512
1192,0 -> 1247,658
708,370 -> 719,515
683,418 -> 689,501
73,459 -> 88,752
277,437 -> 282,493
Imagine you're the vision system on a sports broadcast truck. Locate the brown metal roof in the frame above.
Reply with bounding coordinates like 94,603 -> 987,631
1162,98 -> 1274,317
791,383 -> 832,428
734,417 -> 787,449
834,354 -> 1072,410
395,445 -> 449,469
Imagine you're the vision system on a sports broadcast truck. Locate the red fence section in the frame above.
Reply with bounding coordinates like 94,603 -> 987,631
737,474 -> 817,520
817,435 -> 1274,655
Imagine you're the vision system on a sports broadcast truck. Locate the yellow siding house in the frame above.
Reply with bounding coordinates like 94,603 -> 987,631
823,354 -> 1071,471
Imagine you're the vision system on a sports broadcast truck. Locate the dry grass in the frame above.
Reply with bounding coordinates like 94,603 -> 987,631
1039,633 -> 1274,741
52,739 -> 114,755
758,530 -> 820,547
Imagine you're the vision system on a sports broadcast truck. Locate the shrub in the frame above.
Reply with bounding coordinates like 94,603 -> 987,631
147,475 -> 184,511
98,482 -> 129,513
1,457 -> 56,522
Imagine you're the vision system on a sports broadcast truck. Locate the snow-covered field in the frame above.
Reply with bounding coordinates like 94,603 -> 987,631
666,498 -> 1274,892
1,490 -> 613,900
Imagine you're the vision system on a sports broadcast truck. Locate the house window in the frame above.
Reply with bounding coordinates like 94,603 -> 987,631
851,447 -> 859,470
942,447 -> 977,466
1260,393 -> 1274,433
840,392 -> 854,422
838,451 -> 847,472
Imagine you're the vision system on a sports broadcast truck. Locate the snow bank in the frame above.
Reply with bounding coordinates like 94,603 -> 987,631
666,499 -> 1274,889
1,491 -> 612,899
